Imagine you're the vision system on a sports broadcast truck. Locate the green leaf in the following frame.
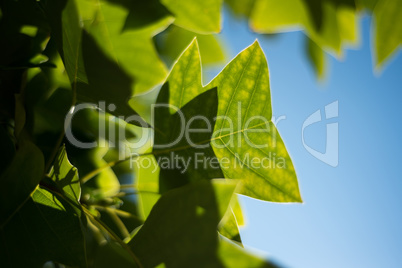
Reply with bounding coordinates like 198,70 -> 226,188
71,146 -> 120,199
0,139 -> 44,223
92,241 -> 136,268
0,187 -> 87,267
208,41 -> 301,202
129,179 -> 237,267
373,0 -> 402,69
135,155 -> 161,220
225,0 -> 257,18
165,39 -> 205,109
49,145 -> 81,203
161,0 -> 223,34
162,39 -> 301,202
42,0 -> 86,85
249,0 -> 359,56
153,83 -> 224,192
219,195 -> 244,243
306,37 -> 326,79
356,0 -> 379,11
76,0 -> 174,94
42,0 -> 153,125
218,235 -> 280,268
158,25 -> 226,66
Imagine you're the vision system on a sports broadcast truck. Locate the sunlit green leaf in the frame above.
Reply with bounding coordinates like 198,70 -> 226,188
42,0 -> 154,125
158,25 -> 226,66
225,0 -> 257,18
207,41 -> 301,202
50,145 -> 81,203
135,155 -> 160,220
306,37 -> 326,79
162,39 -> 301,202
250,0 -> 359,57
76,0 -> 174,94
373,0 -> 402,69
219,195 -> 245,243
161,0 -> 223,34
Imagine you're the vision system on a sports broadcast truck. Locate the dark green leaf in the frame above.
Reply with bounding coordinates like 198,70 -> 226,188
0,139 -> 44,223
153,83 -> 224,192
129,179 -> 237,267
0,187 -> 87,267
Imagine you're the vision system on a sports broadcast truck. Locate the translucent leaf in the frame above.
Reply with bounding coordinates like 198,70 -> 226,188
49,145 -> 81,203
161,39 -> 301,202
373,0 -> 402,69
161,0 -> 223,34
158,25 -> 226,66
306,37 -> 326,79
250,0 -> 359,57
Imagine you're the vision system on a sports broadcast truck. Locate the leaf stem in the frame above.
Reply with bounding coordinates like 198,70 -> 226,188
82,206 -> 144,268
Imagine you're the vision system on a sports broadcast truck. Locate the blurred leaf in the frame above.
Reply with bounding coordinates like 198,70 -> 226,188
306,37 -> 326,79
42,0 -> 150,125
158,25 -> 226,66
76,0 -> 174,94
70,104 -> 137,146
356,0 -> 379,10
373,0 -> 402,69
70,146 -> 120,200
250,0 -> 359,56
161,0 -> 223,34
50,145 -> 81,203
0,0 -> 50,68
225,0 -> 257,18
218,236 -> 280,268
129,179 -> 237,267
0,187 -> 87,267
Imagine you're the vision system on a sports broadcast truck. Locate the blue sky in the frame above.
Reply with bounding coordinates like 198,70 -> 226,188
208,8 -> 402,268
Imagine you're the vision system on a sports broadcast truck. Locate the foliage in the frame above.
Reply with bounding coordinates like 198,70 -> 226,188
0,0 -> 400,267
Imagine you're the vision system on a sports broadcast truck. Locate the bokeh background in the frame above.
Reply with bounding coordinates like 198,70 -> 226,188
202,7 -> 402,268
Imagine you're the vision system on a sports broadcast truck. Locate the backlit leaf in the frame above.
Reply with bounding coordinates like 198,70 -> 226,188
161,39 -> 302,202
373,0 -> 402,69
161,0 -> 223,34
